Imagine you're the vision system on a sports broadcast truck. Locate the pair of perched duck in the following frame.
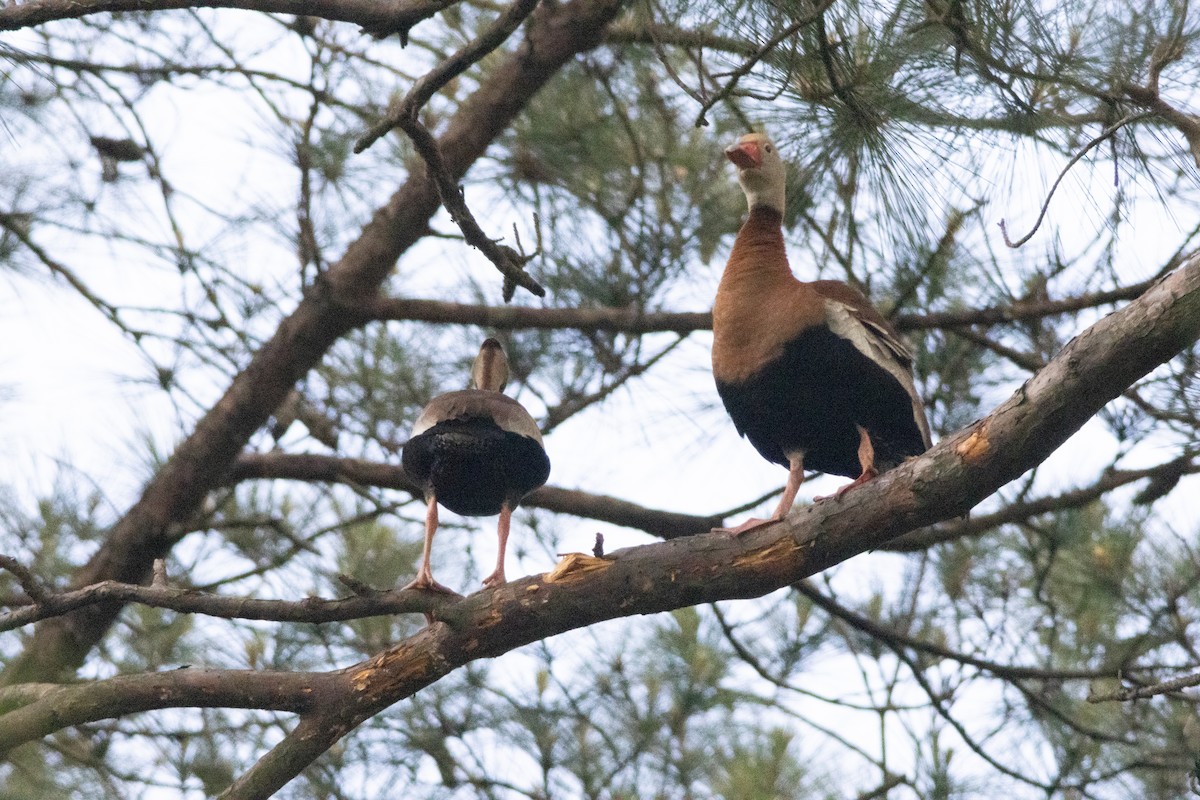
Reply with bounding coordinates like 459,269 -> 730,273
401,133 -> 931,592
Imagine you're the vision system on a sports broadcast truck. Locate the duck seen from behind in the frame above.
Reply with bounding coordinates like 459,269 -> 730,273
401,338 -> 550,592
712,132 -> 932,534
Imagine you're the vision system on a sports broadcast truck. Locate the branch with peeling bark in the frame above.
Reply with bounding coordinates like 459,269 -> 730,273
8,453 -> 1190,632
0,253 -> 1196,799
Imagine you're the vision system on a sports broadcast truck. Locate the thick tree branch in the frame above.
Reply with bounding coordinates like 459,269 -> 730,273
3,253 -> 1193,796
0,0 -> 454,38
2,0 -> 626,686
0,668 -> 336,747
18,457 -> 1188,632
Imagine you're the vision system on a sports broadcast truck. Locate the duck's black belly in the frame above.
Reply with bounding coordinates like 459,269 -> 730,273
715,326 -> 926,478
402,417 -> 550,516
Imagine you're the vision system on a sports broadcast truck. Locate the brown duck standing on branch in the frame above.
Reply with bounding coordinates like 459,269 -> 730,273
713,132 -> 932,534
402,338 -> 550,592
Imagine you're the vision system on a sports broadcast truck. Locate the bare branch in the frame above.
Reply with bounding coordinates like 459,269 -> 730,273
999,112 -> 1152,248
896,277 -> 1159,330
360,281 -> 1160,335
0,0 -> 455,38
227,452 -> 725,538
795,582 -> 1115,681
0,576 -> 455,633
353,0 -> 548,297
394,112 -> 545,298
1088,669 -> 1200,703
0,213 -> 127,332
0,554 -> 49,604
362,295 -> 710,333
355,0 -> 541,151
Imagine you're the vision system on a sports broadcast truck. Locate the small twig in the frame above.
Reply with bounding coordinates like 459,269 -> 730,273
0,554 -> 49,603
354,0 -> 542,153
0,212 -> 126,328
592,533 -> 605,558
351,0 -> 546,298
397,114 -> 545,298
1088,669 -> 1200,703
999,111 -> 1152,248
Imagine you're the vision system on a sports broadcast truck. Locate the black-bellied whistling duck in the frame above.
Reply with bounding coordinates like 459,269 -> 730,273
713,132 -> 932,535
401,338 -> 550,592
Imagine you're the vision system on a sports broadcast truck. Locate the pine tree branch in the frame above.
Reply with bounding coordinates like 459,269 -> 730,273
354,0 -> 547,297
227,452 -> 725,538
1088,669 -> 1200,703
0,574 -> 456,632
0,0 -> 455,37
361,295 -> 711,332
0,251 -> 1193,796
0,0 -> 627,687
794,582 -> 1117,681
691,1 -> 835,127
1123,34 -> 1200,169
884,458 -> 1200,551
360,280 -> 1160,334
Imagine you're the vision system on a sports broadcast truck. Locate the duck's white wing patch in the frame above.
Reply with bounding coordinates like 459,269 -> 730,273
823,299 -> 933,449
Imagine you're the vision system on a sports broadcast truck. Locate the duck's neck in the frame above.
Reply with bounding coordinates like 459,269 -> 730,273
720,206 -> 793,289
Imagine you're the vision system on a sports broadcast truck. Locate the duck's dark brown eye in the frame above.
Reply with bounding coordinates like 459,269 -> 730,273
765,144 -> 774,152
